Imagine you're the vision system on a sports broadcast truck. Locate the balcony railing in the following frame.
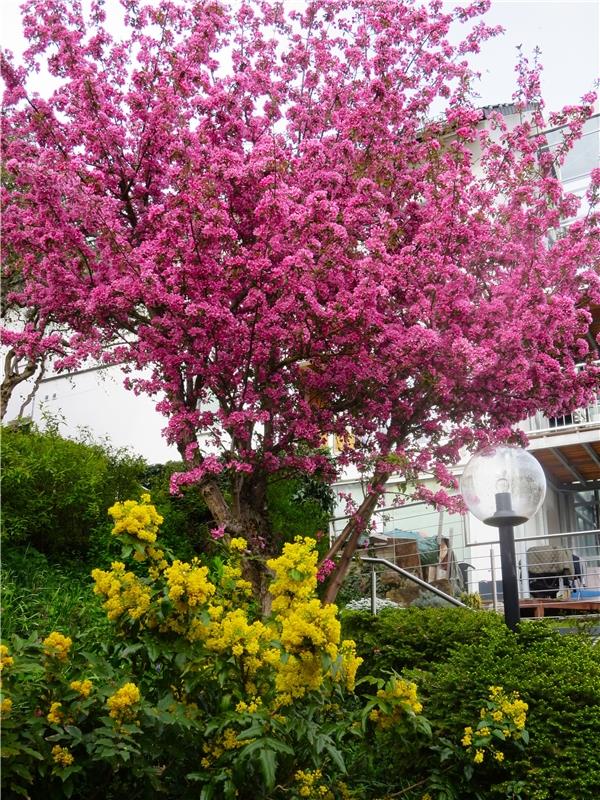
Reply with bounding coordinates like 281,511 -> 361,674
523,395 -> 600,435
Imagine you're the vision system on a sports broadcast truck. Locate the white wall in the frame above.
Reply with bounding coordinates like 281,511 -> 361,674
5,364 -> 178,463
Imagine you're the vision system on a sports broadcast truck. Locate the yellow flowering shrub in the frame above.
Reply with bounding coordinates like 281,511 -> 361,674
0,493 -> 533,799
42,632 -> 72,661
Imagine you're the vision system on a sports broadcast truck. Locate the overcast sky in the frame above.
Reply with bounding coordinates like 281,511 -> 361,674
1,0 -> 598,113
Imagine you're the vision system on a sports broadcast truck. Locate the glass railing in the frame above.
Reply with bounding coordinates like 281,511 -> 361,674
523,395 -> 600,435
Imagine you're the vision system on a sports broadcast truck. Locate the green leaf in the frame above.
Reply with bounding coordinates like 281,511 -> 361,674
258,749 -> 277,791
289,568 -> 304,581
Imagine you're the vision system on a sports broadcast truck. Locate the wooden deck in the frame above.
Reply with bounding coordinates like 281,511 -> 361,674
519,598 -> 600,618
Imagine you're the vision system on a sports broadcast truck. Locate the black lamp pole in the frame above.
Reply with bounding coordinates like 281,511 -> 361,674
485,491 -> 526,632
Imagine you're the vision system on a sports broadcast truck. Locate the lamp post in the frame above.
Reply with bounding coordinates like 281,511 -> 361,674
460,445 -> 546,631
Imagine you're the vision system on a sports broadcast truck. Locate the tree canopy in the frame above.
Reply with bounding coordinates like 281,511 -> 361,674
2,0 -> 599,600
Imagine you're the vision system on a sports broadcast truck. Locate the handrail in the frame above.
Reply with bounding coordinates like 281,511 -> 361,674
360,556 -> 468,608
468,528 -> 600,549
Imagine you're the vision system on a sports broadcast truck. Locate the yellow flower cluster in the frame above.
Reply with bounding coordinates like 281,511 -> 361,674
204,608 -> 269,674
337,639 -> 362,693
1,697 -> 13,717
0,644 -> 14,671
107,682 -> 141,721
43,632 -> 72,661
47,702 -> 63,724
267,537 -> 318,614
200,728 -> 246,767
92,562 -> 152,623
462,686 -> 528,766
279,598 -> 340,657
52,745 -> 74,767
219,563 -> 254,608
165,559 -> 215,608
229,537 -> 248,552
488,685 -> 528,731
108,494 -> 163,544
70,679 -> 93,698
369,677 -> 423,730
294,769 -> 332,799
235,697 -> 262,713
267,537 -> 363,705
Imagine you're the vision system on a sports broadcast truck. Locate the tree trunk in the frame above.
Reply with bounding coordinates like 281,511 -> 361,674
1,349 -> 38,421
233,472 -> 274,615
322,472 -> 389,605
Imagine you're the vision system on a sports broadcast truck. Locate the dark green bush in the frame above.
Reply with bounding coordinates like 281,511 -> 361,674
1,422 -> 145,556
343,608 -> 600,800
266,474 -> 333,553
424,624 -> 600,800
341,606 -> 507,675
141,461 -> 215,559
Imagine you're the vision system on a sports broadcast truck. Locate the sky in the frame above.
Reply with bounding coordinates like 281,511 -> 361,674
0,0 -> 598,114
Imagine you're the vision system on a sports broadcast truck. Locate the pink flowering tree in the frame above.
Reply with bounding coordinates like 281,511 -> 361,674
2,0 -> 599,602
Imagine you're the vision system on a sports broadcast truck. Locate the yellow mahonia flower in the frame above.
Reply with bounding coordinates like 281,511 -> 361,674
47,702 -> 63,724
164,559 -> 215,608
494,750 -> 505,762
0,645 -> 14,671
52,745 -> 74,767
70,679 -> 93,698
294,768 -> 331,799
474,749 -> 485,764
267,537 -> 319,614
108,495 -> 163,544
107,682 -> 141,721
1,697 -> 13,717
370,677 -> 423,730
43,632 -> 72,661
92,562 -> 152,623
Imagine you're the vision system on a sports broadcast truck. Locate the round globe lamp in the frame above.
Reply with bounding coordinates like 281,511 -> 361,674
460,445 -> 547,630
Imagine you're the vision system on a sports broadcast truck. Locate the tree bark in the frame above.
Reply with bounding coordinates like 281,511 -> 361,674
0,349 -> 38,421
322,472 -> 389,605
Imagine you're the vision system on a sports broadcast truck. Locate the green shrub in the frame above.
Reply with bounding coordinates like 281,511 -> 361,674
342,608 -> 600,800
341,606 -> 507,676
141,462 -> 215,559
424,624 -> 600,800
1,422 -> 145,556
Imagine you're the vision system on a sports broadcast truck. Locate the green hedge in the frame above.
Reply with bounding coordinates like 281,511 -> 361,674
341,606 -> 507,674
1,423 -> 145,556
342,608 -> 600,800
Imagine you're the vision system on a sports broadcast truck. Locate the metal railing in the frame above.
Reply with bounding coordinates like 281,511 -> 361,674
340,528 -> 600,617
523,396 -> 600,435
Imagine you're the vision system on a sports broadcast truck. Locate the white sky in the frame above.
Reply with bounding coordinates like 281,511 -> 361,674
0,0 -> 598,113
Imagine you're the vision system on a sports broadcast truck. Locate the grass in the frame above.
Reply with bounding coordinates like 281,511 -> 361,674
1,545 -> 113,649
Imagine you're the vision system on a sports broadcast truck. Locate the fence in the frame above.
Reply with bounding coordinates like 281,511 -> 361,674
333,506 -> 600,616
